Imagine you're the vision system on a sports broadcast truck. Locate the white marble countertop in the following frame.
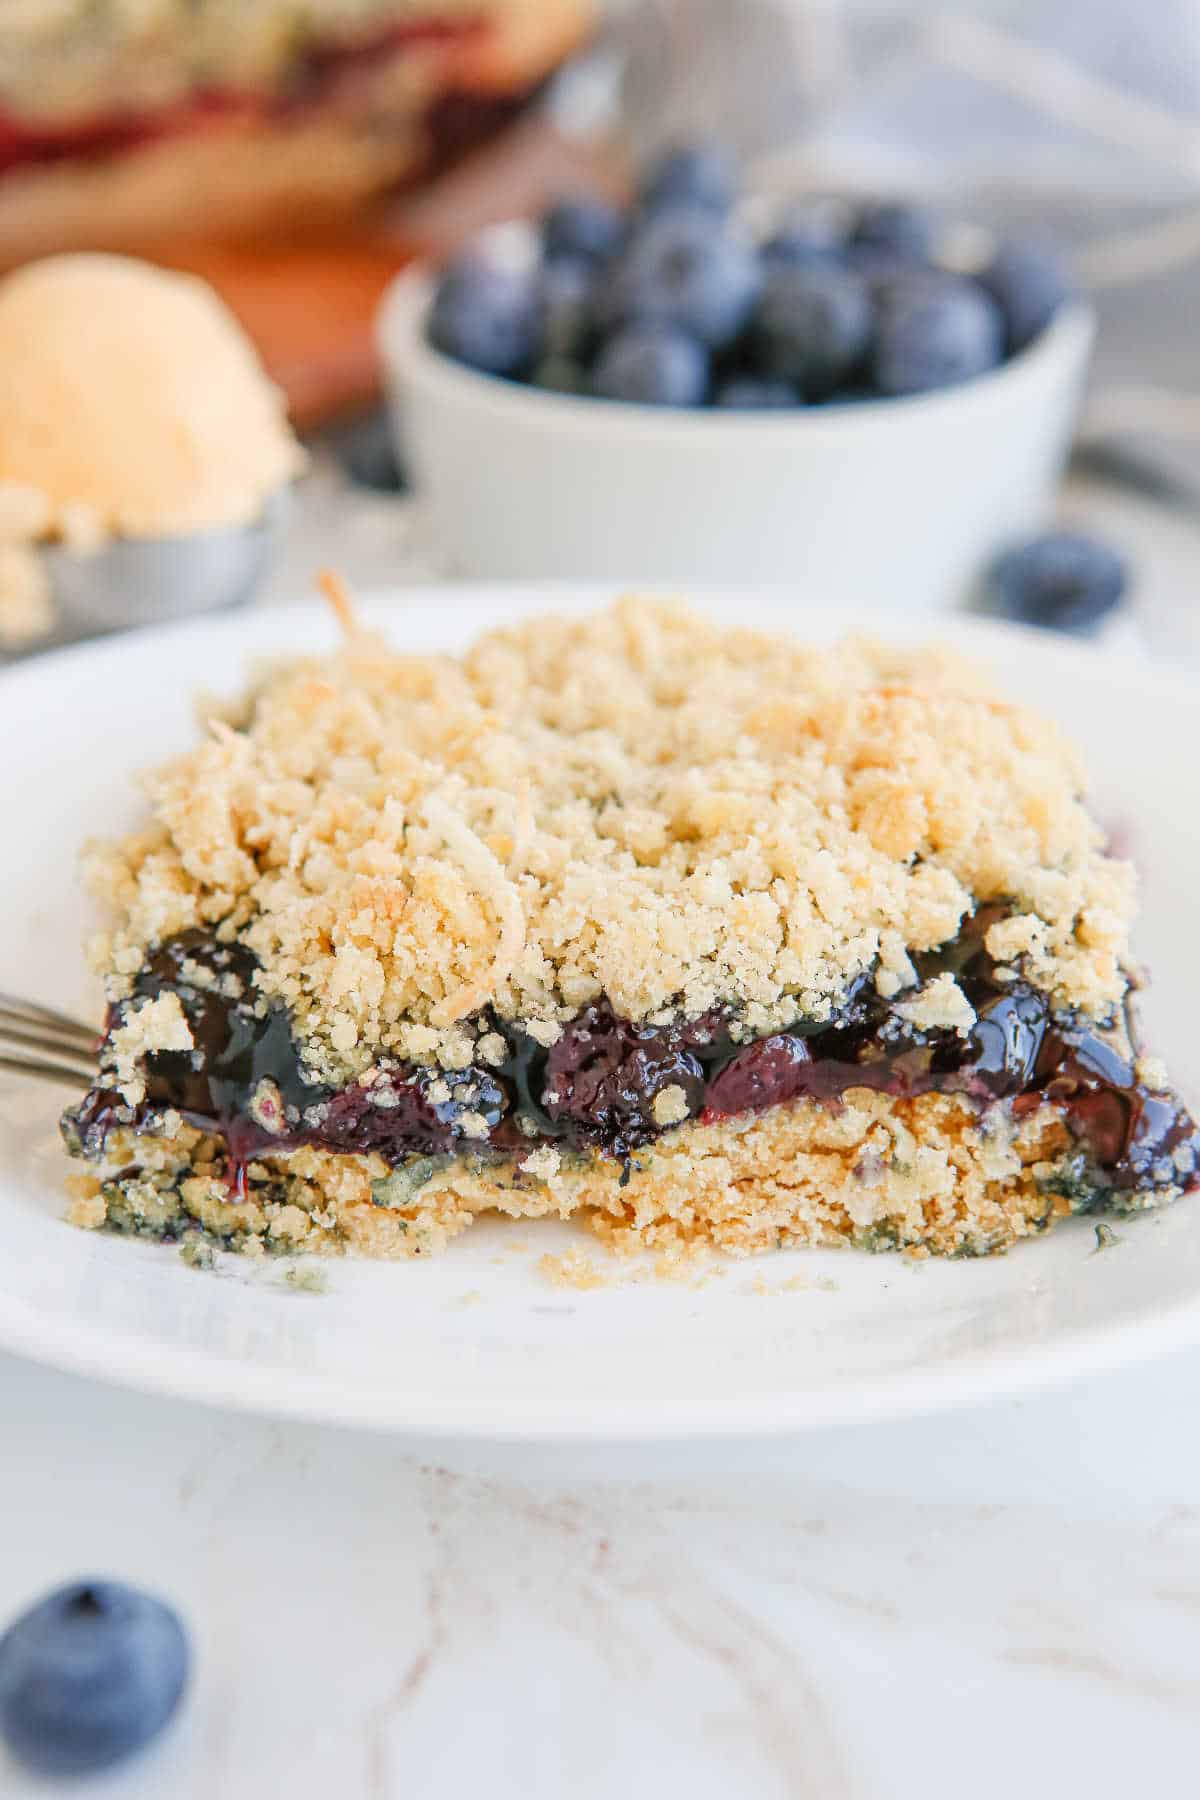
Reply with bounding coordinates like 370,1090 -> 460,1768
6,466 -> 1200,1798
5,1345 -> 1200,1799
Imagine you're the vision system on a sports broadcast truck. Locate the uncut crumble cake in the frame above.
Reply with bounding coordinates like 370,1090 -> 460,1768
63,598 -> 1199,1261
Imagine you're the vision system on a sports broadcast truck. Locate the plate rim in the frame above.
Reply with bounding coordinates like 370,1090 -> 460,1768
1,1228 -> 1199,1442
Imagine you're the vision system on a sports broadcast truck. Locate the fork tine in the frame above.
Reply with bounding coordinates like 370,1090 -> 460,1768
0,1020 -> 98,1067
0,992 -> 102,1090
0,994 -> 98,1045
0,1053 -> 95,1089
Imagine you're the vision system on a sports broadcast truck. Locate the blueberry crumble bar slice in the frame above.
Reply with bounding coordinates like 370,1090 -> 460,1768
62,599 -> 1199,1261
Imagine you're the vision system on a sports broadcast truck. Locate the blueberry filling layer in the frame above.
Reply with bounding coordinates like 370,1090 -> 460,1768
63,911 -> 1200,1202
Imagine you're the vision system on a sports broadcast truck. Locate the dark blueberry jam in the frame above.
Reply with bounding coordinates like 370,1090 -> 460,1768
63,913 -> 1200,1199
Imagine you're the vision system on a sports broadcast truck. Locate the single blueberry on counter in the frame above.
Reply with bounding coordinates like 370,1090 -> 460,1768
0,1580 -> 189,1777
593,323 -> 709,406
988,531 -> 1128,634
850,198 -> 938,263
334,409 -> 406,492
751,263 -> 873,397
597,207 -> 760,350
978,239 -> 1072,353
872,276 -> 1004,394
543,195 -> 625,265
714,375 -> 801,408
428,257 -> 540,376
640,140 -> 738,217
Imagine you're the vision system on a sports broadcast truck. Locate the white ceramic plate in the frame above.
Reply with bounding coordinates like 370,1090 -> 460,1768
2,587 -> 1198,1441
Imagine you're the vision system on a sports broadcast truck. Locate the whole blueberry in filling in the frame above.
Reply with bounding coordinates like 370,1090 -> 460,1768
951,985 -> 1049,1099
703,1034 -> 819,1118
319,1064 -> 506,1159
540,1003 -> 706,1156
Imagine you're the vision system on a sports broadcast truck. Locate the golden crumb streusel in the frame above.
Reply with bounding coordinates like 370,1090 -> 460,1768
83,598 -> 1134,1085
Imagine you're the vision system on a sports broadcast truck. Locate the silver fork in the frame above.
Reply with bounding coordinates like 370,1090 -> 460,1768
0,994 -> 99,1089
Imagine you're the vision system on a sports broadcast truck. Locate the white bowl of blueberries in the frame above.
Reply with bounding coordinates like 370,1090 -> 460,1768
380,141 -> 1094,608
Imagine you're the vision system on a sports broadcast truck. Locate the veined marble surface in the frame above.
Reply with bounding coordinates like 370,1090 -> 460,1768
4,1346 -> 1200,1799
5,465 -> 1200,1796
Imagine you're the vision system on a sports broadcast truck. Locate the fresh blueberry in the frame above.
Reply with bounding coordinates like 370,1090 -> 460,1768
593,324 -> 709,406
640,141 -> 738,216
335,410 -> 406,492
597,207 -> 760,349
988,531 -> 1128,634
845,243 -> 932,294
978,239 -> 1072,353
428,256 -> 539,375
0,1580 -> 189,1778
536,254 -> 595,360
750,263 -> 873,397
761,200 -> 846,268
761,232 -> 843,271
849,199 -> 937,263
543,196 -> 625,265
817,389 -> 881,407
530,354 -> 590,395
714,375 -> 800,408
871,275 -> 1004,394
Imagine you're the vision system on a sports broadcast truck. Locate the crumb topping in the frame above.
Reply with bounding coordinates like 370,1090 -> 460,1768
1136,1055 -> 1170,1092
107,990 -> 193,1104
652,1083 -> 692,1127
85,598 -> 1135,1081
894,973 -> 976,1038
519,1145 -> 563,1184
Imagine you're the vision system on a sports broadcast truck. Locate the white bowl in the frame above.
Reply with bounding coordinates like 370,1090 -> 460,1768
379,269 -> 1094,607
